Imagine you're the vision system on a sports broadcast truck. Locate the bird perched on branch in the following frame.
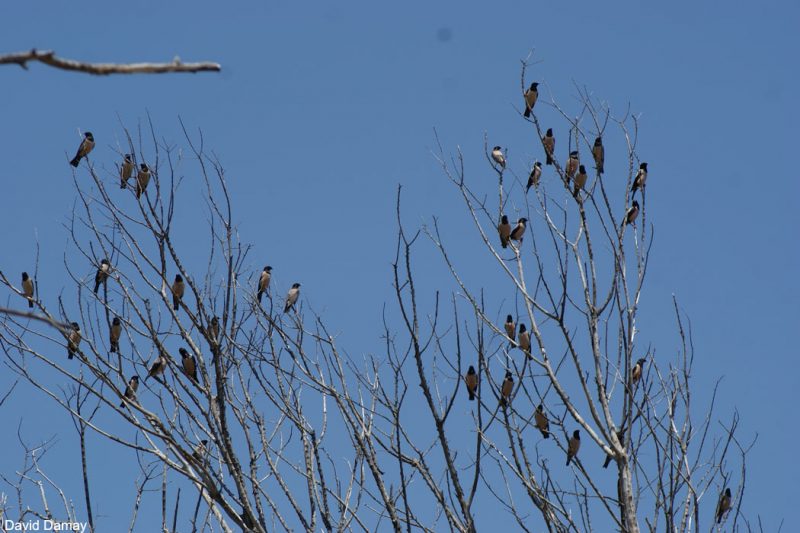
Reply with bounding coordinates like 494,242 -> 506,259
603,429 -> 625,468
119,375 -> 139,408
171,274 -> 185,311
500,370 -> 513,406
518,323 -> 531,359
504,315 -> 516,346
573,165 -> 587,198
631,162 -> 648,196
120,154 -> 134,189
257,266 -> 272,303
565,151 -> 579,181
566,430 -> 581,465
624,201 -> 640,227
535,404 -> 550,439
527,161 -> 542,192
284,283 -> 301,313
110,316 -> 122,353
147,351 -> 168,381
523,82 -> 539,117
498,215 -> 511,249
67,322 -> 81,360
592,137 -> 604,174
69,131 -> 94,167
208,316 -> 219,342
542,129 -> 555,165
716,487 -> 732,524
509,218 -> 528,245
136,163 -> 151,199
465,365 -> 478,401
191,439 -> 209,463
94,258 -> 110,294
180,347 -> 197,381
21,272 -> 34,308
631,357 -> 647,385
491,146 -> 506,169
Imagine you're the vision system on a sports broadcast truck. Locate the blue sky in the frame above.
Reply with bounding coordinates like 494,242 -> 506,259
1,0 -> 798,530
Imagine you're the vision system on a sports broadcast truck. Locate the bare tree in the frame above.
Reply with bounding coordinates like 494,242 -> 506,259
0,60 -> 754,532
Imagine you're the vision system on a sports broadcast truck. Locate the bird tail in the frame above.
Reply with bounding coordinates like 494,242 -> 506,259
546,155 -> 553,165
603,454 -> 612,468
94,280 -> 100,294
70,156 -> 80,167
120,180 -> 127,189
68,349 -> 74,360
468,391 -> 475,401
110,342 -> 117,353
542,430 -> 549,439
598,164 -> 604,174
284,305 -> 291,313
524,107 -> 531,118
173,297 -> 179,311
28,299 -> 33,309
120,400 -> 126,408
257,290 -> 263,303
566,455 -> 571,466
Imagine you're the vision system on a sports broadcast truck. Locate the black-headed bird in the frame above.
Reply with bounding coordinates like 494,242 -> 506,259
180,347 -> 198,381
147,351 -> 167,381
631,162 -> 648,195
573,165 -> 588,197
542,129 -> 555,165
565,151 -> 579,181
498,215 -> 511,249
603,429 -> 625,468
110,316 -> 122,353
136,164 -> 151,199
94,258 -> 110,294
120,154 -> 134,189
500,370 -> 513,406
518,323 -> 531,359
504,315 -> 516,346
69,132 -> 94,167
566,430 -> 581,465
624,201 -> 640,227
491,146 -> 506,169
534,404 -> 550,439
526,161 -> 542,192
523,82 -> 539,118
284,283 -> 301,313
119,375 -> 139,408
171,274 -> 185,311
21,272 -> 34,308
257,266 -> 272,303
465,365 -> 478,401
716,487 -> 732,524
631,357 -> 646,385
592,137 -> 604,174
67,322 -> 81,359
509,218 -> 528,245
192,439 -> 209,463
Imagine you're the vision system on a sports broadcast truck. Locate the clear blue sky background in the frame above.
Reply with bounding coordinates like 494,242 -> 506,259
1,0 -> 798,530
